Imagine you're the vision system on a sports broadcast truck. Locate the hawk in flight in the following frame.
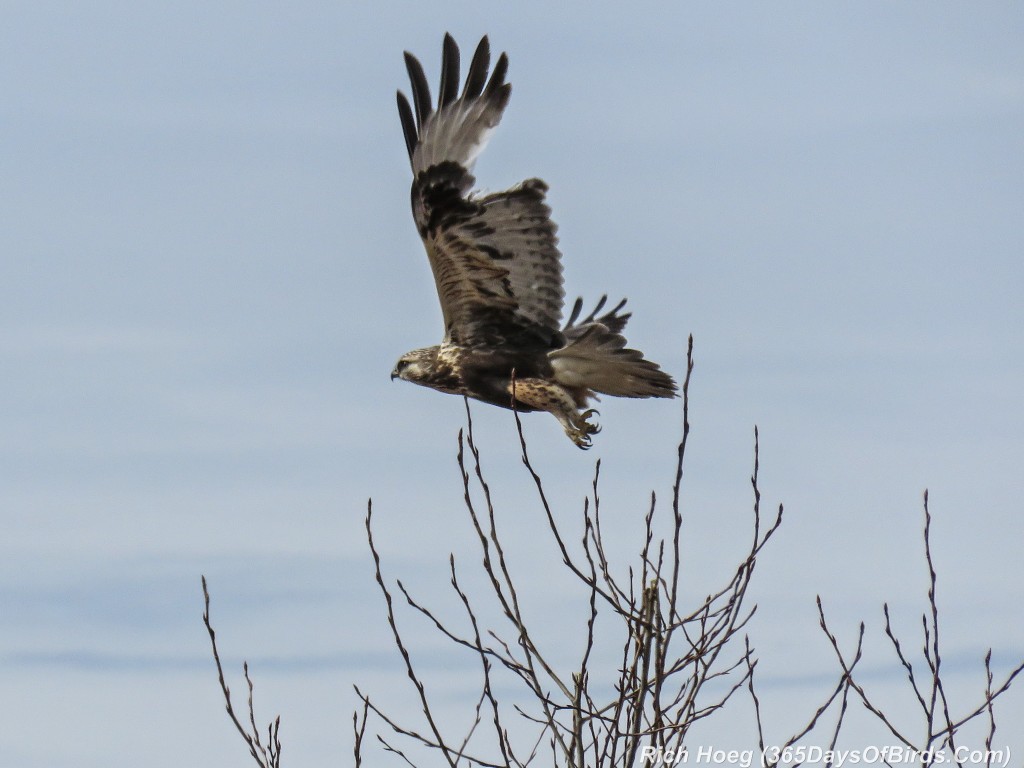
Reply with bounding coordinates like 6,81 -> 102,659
391,34 -> 676,448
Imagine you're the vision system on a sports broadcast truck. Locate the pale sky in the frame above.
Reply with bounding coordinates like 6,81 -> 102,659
2,2 -> 1023,765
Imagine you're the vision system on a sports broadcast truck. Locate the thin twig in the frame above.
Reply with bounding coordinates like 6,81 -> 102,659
201,576 -> 282,768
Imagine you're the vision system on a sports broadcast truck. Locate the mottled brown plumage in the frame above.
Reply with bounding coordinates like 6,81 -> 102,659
391,34 -> 676,448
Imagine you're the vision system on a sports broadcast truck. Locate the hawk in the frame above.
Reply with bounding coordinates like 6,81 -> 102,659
391,34 -> 677,448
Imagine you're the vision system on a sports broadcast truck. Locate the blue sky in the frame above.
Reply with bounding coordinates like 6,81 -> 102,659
2,2 -> 1023,765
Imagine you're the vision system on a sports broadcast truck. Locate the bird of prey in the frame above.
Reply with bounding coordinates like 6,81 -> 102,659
390,34 -> 676,448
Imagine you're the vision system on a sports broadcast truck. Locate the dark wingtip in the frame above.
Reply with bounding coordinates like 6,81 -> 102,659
463,36 -> 491,98
487,52 -> 510,95
439,33 -> 460,108
396,90 -> 417,165
567,297 -> 584,327
404,50 -> 432,129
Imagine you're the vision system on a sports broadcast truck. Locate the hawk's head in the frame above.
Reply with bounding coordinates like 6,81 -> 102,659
391,347 -> 437,384
392,345 -> 465,396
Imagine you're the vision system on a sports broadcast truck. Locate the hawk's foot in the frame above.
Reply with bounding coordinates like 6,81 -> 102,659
507,377 -> 603,449
566,408 -> 601,450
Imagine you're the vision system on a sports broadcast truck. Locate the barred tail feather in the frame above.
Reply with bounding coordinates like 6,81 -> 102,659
549,323 -> 677,399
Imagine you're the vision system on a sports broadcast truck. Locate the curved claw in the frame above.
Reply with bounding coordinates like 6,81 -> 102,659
569,408 -> 602,449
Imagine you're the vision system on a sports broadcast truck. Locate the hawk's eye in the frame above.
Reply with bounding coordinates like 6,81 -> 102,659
396,360 -> 410,372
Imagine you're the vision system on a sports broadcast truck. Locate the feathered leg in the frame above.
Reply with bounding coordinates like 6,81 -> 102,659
509,378 -> 600,449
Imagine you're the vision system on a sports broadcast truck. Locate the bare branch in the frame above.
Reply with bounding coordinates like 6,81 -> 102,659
201,576 -> 282,768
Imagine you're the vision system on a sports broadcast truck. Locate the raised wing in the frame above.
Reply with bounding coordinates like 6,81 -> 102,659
563,295 -> 631,339
398,34 -> 565,349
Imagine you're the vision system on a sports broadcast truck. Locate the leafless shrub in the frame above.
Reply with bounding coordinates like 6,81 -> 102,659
356,336 -> 807,766
202,337 -> 1022,766
808,492 -> 1024,765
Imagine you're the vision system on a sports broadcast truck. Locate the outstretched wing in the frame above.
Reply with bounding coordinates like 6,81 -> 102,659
552,296 -> 678,399
397,34 -> 565,350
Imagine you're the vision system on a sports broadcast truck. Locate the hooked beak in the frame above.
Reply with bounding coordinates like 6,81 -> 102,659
390,369 -> 399,381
